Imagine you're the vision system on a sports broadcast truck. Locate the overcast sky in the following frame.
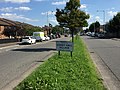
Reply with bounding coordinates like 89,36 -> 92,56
0,0 -> 119,27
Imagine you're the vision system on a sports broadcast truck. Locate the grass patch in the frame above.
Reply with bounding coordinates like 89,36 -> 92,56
15,36 -> 106,90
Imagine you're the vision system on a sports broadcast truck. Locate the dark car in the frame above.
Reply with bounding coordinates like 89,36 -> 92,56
64,34 -> 68,37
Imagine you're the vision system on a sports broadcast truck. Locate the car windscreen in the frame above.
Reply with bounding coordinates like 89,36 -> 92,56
23,37 -> 29,39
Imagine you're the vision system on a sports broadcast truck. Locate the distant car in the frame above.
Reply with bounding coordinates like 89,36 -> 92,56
21,36 -> 36,44
64,34 -> 68,37
45,35 -> 50,41
86,32 -> 91,36
98,34 -> 105,38
91,32 -> 95,37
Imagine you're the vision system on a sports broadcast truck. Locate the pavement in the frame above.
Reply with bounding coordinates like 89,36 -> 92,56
111,38 -> 120,41
0,42 -> 18,48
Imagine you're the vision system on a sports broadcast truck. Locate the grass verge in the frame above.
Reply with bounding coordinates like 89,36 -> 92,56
15,36 -> 106,90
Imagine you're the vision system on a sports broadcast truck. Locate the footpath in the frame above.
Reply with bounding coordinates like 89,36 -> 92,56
112,38 -> 120,41
0,42 -> 18,48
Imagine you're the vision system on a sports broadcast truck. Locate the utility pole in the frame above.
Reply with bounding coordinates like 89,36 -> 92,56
97,10 -> 105,32
47,12 -> 49,26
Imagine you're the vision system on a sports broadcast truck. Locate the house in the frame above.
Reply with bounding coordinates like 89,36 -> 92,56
0,19 -> 10,39
42,25 -> 52,36
0,18 -> 22,39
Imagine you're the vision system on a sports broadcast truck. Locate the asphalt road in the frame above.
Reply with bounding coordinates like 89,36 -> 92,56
0,37 -> 70,90
82,36 -> 120,89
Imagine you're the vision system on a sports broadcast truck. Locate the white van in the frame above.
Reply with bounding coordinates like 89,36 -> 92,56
33,32 -> 45,42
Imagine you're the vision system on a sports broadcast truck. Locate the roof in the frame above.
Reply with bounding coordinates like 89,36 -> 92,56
0,18 -> 34,27
0,19 -> 10,26
0,18 -> 16,26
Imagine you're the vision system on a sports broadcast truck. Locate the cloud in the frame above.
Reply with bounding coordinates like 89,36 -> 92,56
0,13 -> 39,22
0,7 -> 13,12
49,17 -> 58,25
52,0 -> 69,5
15,7 -> 31,11
80,4 -> 87,9
108,11 -> 117,17
41,11 -> 56,15
0,7 -> 31,12
1,0 -> 30,3
95,16 -> 100,21
87,15 -> 103,25
50,19 -> 58,25
111,7 -> 115,10
34,0 -> 47,1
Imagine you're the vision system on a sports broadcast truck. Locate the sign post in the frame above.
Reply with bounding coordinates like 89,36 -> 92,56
56,41 -> 73,57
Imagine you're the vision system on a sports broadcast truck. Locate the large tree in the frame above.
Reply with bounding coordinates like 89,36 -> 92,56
89,21 -> 100,33
55,0 -> 89,42
106,12 -> 120,37
52,25 -> 64,35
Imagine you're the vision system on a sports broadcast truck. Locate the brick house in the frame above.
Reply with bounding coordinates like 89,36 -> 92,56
0,18 -> 20,39
42,25 -> 52,36
0,20 -> 10,39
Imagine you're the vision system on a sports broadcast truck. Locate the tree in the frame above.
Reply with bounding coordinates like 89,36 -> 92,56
106,12 -> 120,37
95,21 -> 100,32
55,0 -> 89,42
89,21 -> 100,33
24,26 -> 43,36
52,25 -> 64,35
89,23 -> 94,32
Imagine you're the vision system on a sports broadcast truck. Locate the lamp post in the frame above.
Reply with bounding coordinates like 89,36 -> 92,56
97,10 -> 105,32
46,11 -> 53,35
47,12 -> 49,26
47,11 -> 54,26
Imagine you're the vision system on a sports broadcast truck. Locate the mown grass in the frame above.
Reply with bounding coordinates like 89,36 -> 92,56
15,36 -> 106,90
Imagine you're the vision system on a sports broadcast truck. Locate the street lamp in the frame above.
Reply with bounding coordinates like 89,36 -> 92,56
97,10 -> 105,32
46,11 -> 53,35
46,11 -> 54,26
47,12 -> 49,26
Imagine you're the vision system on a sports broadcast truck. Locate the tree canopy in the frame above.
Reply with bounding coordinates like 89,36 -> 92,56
52,25 -> 64,34
106,12 -> 120,37
55,0 -> 89,32
89,21 -> 100,33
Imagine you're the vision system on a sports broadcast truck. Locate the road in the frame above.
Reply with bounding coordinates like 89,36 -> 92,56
82,36 -> 120,89
0,37 -> 70,90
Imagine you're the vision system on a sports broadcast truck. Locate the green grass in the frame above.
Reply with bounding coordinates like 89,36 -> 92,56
15,36 -> 106,90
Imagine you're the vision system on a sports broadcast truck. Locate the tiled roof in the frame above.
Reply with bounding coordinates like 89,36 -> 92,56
0,18 -> 34,27
0,20 -> 9,26
0,18 -> 16,26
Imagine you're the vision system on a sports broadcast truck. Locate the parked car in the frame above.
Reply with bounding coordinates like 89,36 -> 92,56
64,34 -> 68,37
86,32 -> 91,36
45,35 -> 50,41
21,36 -> 36,44
98,34 -> 105,38
91,32 -> 95,37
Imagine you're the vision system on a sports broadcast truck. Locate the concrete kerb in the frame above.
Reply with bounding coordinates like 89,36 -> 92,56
111,38 -> 120,41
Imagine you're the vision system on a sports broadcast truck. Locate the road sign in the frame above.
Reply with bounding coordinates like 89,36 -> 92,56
56,41 -> 73,52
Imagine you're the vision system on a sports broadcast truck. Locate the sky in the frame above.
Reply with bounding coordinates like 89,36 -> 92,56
0,0 -> 120,27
